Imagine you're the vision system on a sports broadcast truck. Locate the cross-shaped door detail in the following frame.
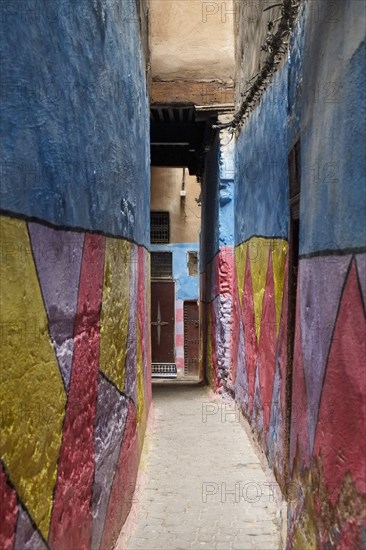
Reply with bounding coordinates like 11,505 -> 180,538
151,301 -> 169,346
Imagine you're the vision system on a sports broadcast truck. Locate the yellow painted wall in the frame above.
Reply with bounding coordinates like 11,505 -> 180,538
0,217 -> 67,539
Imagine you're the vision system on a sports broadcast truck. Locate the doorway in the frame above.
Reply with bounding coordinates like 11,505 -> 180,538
151,280 -> 176,378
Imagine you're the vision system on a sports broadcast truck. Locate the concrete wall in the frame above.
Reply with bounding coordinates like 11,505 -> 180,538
202,0 -> 366,546
0,1 -> 151,549
150,0 -> 235,83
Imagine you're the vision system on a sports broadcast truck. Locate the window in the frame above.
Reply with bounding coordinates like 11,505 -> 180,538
187,251 -> 198,276
151,211 -> 169,244
151,252 -> 173,279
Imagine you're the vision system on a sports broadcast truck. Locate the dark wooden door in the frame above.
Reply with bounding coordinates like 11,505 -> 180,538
151,281 -> 175,363
184,301 -> 200,376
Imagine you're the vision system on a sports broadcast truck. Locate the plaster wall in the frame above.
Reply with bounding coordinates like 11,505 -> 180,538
0,0 -> 150,245
151,167 -> 201,243
202,0 -> 366,546
234,0 -> 282,106
150,0 -> 235,83
287,2 -> 366,547
0,1 -> 151,549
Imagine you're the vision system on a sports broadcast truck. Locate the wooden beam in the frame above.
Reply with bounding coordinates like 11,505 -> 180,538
151,80 -> 234,106
150,121 -> 205,146
151,147 -> 199,174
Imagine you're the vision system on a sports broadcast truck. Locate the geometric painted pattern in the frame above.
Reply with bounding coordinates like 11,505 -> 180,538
289,255 -> 366,548
248,237 -> 271,342
313,259 -> 366,503
48,233 -> 106,550
0,217 -> 67,541
0,461 -> 18,550
0,215 -> 151,550
205,238 -> 366,549
125,244 -> 139,401
258,248 -> 277,435
235,241 -> 247,308
91,376 -> 129,550
28,223 -> 84,391
13,505 -> 48,550
299,254 -> 352,454
99,238 -> 131,393
207,236 -> 289,463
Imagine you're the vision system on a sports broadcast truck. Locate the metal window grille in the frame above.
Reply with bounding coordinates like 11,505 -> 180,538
187,251 -> 198,276
151,211 -> 170,244
151,252 -> 173,279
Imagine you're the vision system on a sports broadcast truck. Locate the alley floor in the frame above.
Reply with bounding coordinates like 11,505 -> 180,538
118,385 -> 285,550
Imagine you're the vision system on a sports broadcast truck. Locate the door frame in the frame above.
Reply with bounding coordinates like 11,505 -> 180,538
151,279 -> 176,378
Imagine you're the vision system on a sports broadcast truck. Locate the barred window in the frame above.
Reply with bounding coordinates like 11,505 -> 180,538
151,252 -> 173,279
151,211 -> 169,244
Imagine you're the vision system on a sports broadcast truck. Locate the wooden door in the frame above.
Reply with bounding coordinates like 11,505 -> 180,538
151,281 -> 175,364
184,301 -> 200,376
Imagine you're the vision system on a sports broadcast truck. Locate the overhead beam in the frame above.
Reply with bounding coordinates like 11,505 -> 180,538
151,147 -> 199,174
150,121 -> 205,146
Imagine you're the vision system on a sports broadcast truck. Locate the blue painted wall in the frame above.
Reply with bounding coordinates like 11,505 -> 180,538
298,0 -> 366,255
0,0 -> 150,246
150,243 -> 199,301
205,0 -> 366,547
200,135 -> 220,269
201,130 -> 235,271
218,127 -> 235,248
235,67 -> 289,245
235,0 -> 366,255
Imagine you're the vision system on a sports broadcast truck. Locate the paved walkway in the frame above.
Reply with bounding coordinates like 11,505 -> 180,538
119,384 -> 284,550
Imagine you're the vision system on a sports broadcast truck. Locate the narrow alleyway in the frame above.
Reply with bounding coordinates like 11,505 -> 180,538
119,385 -> 284,550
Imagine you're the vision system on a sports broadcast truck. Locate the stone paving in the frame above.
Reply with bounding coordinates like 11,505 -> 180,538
119,384 -> 285,550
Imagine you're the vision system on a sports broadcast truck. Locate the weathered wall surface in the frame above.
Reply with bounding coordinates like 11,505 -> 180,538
150,0 -> 235,83
202,0 -> 366,547
200,126 -> 235,390
149,0 -> 235,106
287,2 -> 366,547
232,66 -> 290,488
0,1 -> 151,549
0,0 -> 150,245
234,0 -> 282,106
